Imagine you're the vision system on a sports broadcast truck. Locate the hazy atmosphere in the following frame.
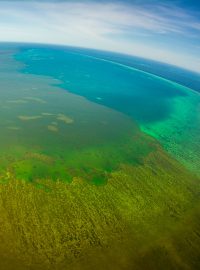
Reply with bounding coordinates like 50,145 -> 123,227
0,0 -> 200,72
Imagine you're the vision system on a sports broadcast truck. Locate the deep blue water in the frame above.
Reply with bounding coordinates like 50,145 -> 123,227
14,44 -> 196,125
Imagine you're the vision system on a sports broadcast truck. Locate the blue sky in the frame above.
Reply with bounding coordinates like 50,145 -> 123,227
0,0 -> 199,72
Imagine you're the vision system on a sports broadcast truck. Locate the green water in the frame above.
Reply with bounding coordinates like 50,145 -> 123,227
0,45 -> 200,270
0,49 -> 156,184
141,84 -> 200,175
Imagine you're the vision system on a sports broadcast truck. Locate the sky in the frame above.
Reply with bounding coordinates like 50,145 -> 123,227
0,0 -> 200,72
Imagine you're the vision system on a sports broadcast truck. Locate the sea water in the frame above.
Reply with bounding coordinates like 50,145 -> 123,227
14,44 -> 200,176
0,43 -> 200,269
0,46 -> 157,184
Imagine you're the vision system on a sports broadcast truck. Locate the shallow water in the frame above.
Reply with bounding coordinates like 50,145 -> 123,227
14,44 -> 200,175
0,48 -> 157,184
0,44 -> 200,270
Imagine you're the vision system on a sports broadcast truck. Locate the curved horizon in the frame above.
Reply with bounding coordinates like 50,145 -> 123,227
0,0 -> 200,73
2,40 -> 200,77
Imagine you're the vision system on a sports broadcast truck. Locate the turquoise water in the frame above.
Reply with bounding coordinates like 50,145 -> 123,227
1,47 -> 154,184
15,46 -> 186,124
14,44 -> 200,175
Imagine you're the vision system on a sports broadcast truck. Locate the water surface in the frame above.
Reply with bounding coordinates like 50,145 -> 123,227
14,44 -> 200,175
